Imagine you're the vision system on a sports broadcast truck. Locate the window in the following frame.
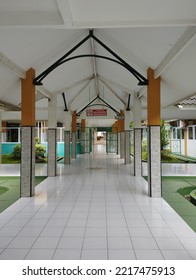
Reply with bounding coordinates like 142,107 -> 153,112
188,127 -> 193,139
172,128 -> 177,139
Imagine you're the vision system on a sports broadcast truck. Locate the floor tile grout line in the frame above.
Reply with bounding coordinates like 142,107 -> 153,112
114,168 -> 137,260
22,179 -> 78,259
79,170 -> 98,260
51,170 -> 92,260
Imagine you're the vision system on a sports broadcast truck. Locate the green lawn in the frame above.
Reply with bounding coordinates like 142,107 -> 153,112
0,176 -> 47,213
143,176 -> 196,231
162,176 -> 196,232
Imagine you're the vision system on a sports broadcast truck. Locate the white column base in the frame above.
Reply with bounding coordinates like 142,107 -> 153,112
47,128 -> 57,177
148,126 -> 162,197
21,127 -> 35,197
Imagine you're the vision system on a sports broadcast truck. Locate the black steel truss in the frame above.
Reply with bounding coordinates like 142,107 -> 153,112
61,92 -> 68,111
126,94 -> 131,111
33,30 -> 148,86
76,95 -> 120,117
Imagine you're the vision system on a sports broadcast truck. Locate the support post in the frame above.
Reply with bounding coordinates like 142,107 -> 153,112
21,68 -> 35,197
71,111 -> 77,159
119,110 -> 125,159
133,94 -> 142,176
64,131 -> 71,164
47,95 -> 57,177
147,68 -> 161,197
134,128 -> 142,176
124,111 -> 131,164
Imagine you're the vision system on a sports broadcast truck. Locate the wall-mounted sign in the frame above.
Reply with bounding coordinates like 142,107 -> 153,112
86,109 -> 107,117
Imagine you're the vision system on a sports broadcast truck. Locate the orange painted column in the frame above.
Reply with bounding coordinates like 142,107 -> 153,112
72,111 -> 77,132
81,119 -> 86,133
147,68 -> 161,197
21,68 -> 35,126
118,110 -> 125,132
21,68 -> 36,197
147,68 -> 160,126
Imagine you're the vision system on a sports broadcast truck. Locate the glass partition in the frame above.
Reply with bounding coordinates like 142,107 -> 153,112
142,127 -> 148,178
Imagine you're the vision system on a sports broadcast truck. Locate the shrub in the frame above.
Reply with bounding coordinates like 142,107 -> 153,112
12,144 -> 21,158
35,144 -> 46,159
11,142 -> 46,159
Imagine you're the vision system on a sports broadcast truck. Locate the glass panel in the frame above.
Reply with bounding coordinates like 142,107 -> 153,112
188,127 -> 193,139
142,127 -> 148,178
172,128 -> 177,139
78,127 -> 92,153
181,129 -> 184,139
106,132 -> 118,154
177,129 -> 181,140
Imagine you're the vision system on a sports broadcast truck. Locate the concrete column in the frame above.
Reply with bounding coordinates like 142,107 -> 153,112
71,111 -> 77,159
134,128 -> 142,176
64,112 -> 71,163
125,130 -> 130,164
47,95 -> 57,177
72,132 -> 76,159
148,126 -> 161,197
133,94 -> 142,176
64,131 -> 71,164
147,68 -> 161,197
21,68 -> 35,197
0,111 -> 2,164
118,110 -> 125,159
21,127 -> 35,196
124,111 -> 131,164
120,131 -> 125,160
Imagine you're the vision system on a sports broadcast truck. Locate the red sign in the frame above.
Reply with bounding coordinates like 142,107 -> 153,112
86,109 -> 107,117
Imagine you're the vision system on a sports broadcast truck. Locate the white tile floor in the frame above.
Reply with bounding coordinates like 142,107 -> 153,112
0,144 -> 196,260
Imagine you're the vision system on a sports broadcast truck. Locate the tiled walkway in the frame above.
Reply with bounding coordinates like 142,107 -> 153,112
0,145 -> 196,260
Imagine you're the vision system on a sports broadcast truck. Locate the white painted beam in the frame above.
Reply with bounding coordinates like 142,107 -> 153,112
37,86 -> 52,100
90,36 -> 99,95
55,76 -> 94,94
99,78 -> 126,106
98,75 -> 135,95
0,51 -> 25,78
73,19 -> 196,29
56,0 -> 73,28
155,26 -> 196,78
69,79 -> 93,108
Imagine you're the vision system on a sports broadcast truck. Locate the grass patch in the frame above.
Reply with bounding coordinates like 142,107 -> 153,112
1,154 -> 48,164
162,176 -> 196,232
0,176 -> 47,213
0,186 -> 9,196
177,186 -> 196,197
1,155 -> 21,164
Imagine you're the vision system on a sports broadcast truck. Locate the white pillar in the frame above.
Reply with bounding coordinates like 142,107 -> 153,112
124,111 -> 131,164
133,94 -> 142,176
48,95 -> 57,177
64,112 -> 72,164
0,110 -> 2,164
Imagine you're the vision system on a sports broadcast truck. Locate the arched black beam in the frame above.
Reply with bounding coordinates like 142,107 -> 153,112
33,30 -> 148,86
76,96 -> 120,116
33,33 -> 91,85
126,94 -> 131,111
61,92 -> 68,111
90,31 -> 148,86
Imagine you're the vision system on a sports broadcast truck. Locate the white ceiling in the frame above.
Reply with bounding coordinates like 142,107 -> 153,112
0,0 -> 196,126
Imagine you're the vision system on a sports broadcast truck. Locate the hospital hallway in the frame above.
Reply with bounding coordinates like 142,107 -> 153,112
0,144 -> 195,260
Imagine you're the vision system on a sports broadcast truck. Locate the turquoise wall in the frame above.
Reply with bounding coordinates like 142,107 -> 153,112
1,142 -> 81,157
